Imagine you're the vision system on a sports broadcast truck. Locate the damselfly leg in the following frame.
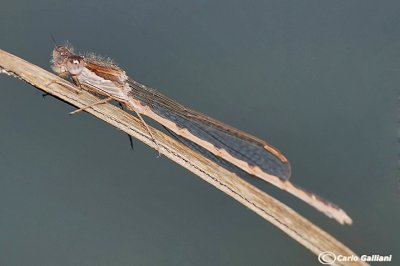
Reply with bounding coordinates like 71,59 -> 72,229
69,96 -> 113,115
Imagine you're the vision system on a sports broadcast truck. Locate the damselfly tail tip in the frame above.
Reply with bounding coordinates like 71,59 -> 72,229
290,182 -> 353,225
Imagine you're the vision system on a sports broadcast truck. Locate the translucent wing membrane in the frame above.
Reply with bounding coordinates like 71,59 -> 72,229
127,78 -> 291,180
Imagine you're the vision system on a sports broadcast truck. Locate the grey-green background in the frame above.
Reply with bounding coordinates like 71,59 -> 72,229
1,1 -> 399,265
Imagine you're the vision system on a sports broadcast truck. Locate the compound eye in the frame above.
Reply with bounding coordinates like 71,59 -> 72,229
66,56 -> 84,75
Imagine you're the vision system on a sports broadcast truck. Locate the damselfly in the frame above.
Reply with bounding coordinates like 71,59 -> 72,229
51,44 -> 351,224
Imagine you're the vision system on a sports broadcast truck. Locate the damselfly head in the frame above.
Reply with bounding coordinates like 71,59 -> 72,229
51,45 -> 71,74
65,56 -> 84,75
51,44 -> 84,76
